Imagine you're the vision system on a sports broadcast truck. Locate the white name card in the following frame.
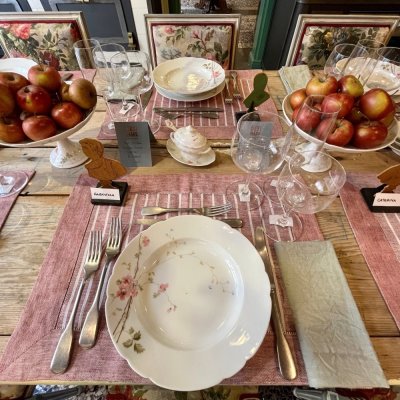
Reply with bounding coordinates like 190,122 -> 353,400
373,192 -> 400,207
90,187 -> 121,201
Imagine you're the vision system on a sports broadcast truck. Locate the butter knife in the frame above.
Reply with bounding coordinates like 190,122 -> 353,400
154,107 -> 223,112
254,226 -> 297,380
136,218 -> 243,228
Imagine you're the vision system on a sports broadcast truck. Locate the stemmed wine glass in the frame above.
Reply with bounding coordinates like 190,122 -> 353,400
110,50 -> 160,133
226,111 -> 293,210
73,39 -> 101,82
265,150 -> 346,241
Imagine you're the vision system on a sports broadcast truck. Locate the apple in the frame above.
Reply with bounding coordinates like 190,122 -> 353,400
16,85 -> 52,114
338,75 -> 364,97
51,101 -> 84,129
22,115 -> 57,141
347,106 -> 367,125
379,108 -> 395,127
0,72 -> 29,93
322,93 -> 353,119
59,81 -> 71,102
359,88 -> 395,121
305,75 -> 339,96
28,64 -> 61,92
352,121 -> 388,149
68,78 -> 97,110
0,116 -> 27,143
316,117 -> 354,147
289,88 -> 307,110
0,83 -> 16,117
294,105 -> 321,131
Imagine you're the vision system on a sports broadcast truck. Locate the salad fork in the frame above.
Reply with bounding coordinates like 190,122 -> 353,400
79,217 -> 122,349
50,230 -> 102,374
141,203 -> 232,217
230,71 -> 242,99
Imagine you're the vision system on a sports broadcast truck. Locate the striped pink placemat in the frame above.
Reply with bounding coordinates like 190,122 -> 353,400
98,70 -> 279,140
0,173 -> 324,385
339,172 -> 400,329
0,170 -> 35,231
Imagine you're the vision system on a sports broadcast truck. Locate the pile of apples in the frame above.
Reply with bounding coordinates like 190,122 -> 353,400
0,65 -> 97,143
289,74 -> 396,149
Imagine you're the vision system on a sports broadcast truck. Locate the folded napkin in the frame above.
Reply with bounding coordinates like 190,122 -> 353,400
274,240 -> 388,389
278,65 -> 312,93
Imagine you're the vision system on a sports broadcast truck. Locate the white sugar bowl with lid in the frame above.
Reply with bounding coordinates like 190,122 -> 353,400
169,125 -> 212,162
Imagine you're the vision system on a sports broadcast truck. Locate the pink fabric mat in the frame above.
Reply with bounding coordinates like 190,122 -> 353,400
0,170 -> 35,231
98,70 -> 279,140
339,172 -> 400,330
0,173 -> 324,385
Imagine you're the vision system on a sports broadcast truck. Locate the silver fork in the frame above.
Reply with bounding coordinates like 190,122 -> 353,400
141,203 -> 232,217
79,217 -> 122,349
223,76 -> 233,104
50,230 -> 102,374
230,71 -> 242,99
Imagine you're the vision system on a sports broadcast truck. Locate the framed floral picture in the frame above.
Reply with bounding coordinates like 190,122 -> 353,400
286,14 -> 399,70
144,13 -> 240,70
0,11 -> 90,70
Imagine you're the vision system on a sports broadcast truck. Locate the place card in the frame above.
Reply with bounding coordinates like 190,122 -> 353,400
115,121 -> 156,167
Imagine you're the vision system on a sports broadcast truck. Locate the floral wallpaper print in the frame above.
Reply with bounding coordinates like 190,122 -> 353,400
0,20 -> 81,70
152,24 -> 232,69
295,26 -> 390,69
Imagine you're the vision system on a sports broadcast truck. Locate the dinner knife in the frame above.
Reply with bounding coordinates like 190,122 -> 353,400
254,226 -> 297,380
136,218 -> 243,228
154,107 -> 224,112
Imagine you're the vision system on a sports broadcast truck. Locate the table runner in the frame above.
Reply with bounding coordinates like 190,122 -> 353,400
98,70 -> 279,140
339,172 -> 400,330
0,173 -> 325,385
0,170 -> 35,231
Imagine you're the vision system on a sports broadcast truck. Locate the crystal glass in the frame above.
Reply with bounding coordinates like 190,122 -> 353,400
0,170 -> 28,198
324,43 -> 362,79
226,111 -> 293,210
266,150 -> 346,241
73,39 -> 101,82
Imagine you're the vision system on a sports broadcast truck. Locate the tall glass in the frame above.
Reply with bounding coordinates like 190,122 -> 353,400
324,43 -> 363,79
73,39 -> 101,82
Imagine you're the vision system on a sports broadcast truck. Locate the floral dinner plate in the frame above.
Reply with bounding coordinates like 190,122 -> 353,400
105,215 -> 271,391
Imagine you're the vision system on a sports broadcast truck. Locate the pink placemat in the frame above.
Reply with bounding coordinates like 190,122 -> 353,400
98,70 -> 279,140
0,173 -> 324,385
339,172 -> 400,329
0,170 -> 35,231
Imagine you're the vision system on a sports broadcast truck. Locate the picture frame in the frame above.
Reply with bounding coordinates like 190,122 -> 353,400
285,14 -> 399,69
144,13 -> 240,70
0,11 -> 90,70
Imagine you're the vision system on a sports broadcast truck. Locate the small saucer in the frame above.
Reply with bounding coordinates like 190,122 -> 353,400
166,139 -> 216,166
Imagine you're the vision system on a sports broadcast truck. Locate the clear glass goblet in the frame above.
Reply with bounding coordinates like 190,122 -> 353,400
226,111 -> 293,210
324,43 -> 362,79
0,170 -> 29,198
265,150 -> 346,241
73,39 -> 101,82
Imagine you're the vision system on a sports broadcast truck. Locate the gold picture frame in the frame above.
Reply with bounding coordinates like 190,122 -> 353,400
286,14 -> 399,69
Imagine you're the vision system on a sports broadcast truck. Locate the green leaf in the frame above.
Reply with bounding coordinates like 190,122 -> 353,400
214,42 -> 222,53
133,331 -> 141,340
134,343 -> 145,353
123,338 -> 133,347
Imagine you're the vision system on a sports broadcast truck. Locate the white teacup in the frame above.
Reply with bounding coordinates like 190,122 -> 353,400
170,125 -> 212,162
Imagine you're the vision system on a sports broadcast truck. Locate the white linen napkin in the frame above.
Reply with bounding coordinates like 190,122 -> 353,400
278,65 -> 312,93
274,240 -> 388,389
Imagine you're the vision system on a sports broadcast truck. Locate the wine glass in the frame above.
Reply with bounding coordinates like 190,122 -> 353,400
110,50 -> 160,133
226,111 -> 293,210
364,46 -> 400,95
324,43 -> 363,79
73,39 -> 101,82
265,150 -> 346,241
0,170 -> 29,198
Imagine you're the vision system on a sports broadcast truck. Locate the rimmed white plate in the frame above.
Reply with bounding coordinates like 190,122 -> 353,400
153,57 -> 225,95
106,215 -> 271,391
282,94 -> 398,153
155,79 -> 225,102
0,58 -> 37,78
166,138 -> 216,166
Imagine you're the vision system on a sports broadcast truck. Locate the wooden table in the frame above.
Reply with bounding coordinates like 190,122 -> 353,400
0,71 -> 399,385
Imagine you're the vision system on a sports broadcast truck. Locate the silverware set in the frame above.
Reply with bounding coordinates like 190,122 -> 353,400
154,106 -> 223,120
223,71 -> 242,103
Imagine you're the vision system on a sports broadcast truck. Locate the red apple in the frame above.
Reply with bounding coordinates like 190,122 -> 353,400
16,85 -> 52,114
352,121 -> 388,149
338,75 -> 364,97
322,93 -> 354,119
22,115 -> 57,141
294,106 -> 321,131
0,83 -> 16,117
289,88 -> 307,110
0,116 -> 27,143
28,64 -> 61,92
316,117 -> 354,147
359,88 -> 395,121
51,101 -> 84,129
346,106 -> 367,125
305,75 -> 339,96
68,78 -> 97,110
0,72 -> 29,93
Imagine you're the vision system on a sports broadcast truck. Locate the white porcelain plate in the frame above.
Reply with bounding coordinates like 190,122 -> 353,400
0,58 -> 37,77
105,215 -> 271,391
153,57 -> 225,95
282,94 -> 398,153
166,139 -> 216,166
